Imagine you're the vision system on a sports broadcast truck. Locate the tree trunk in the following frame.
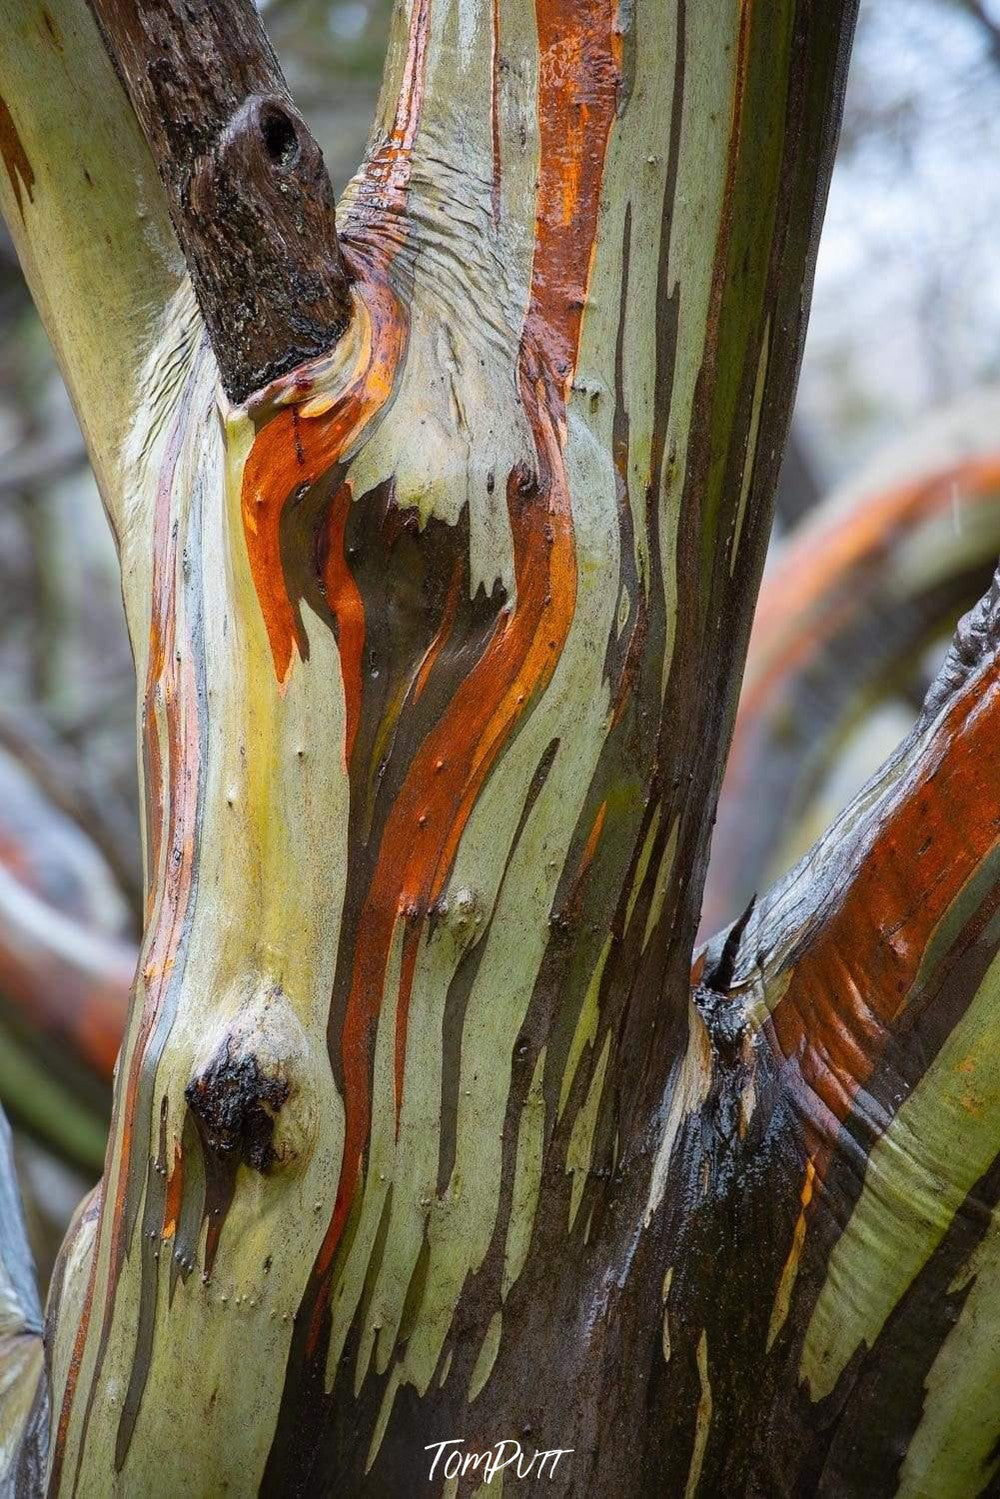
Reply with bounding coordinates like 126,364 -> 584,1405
25,1 -> 1000,1495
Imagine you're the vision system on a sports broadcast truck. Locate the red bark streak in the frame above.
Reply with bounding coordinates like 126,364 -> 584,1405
240,270 -> 406,688
522,0 -> 620,409
161,1141 -> 183,1240
51,397 -> 202,1486
320,483 -> 366,766
0,94 -> 35,220
770,649 -> 1000,1151
578,799 -> 609,884
316,469 -> 577,1285
310,0 -> 621,1304
238,0 -> 429,687
114,442 -> 202,1286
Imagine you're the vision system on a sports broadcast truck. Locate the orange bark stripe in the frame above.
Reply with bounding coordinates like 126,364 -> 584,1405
312,0 -> 621,1294
52,400 -> 202,1486
578,800 -> 609,883
161,1141 -> 184,1241
240,272 -> 406,687
317,467 -> 577,1280
770,650 -> 1000,1146
320,483 -> 366,766
239,0 -> 428,688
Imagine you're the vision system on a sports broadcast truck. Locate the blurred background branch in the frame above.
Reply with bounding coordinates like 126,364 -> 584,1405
952,0 -> 1000,65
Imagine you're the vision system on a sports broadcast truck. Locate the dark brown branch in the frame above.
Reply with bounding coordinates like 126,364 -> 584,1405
954,0 -> 1000,68
87,0 -> 353,402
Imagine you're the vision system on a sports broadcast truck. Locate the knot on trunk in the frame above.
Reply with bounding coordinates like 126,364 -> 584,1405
185,1044 -> 289,1173
184,985 -> 317,1174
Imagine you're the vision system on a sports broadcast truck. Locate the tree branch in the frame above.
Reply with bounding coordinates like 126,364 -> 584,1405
955,0 -> 1000,68
87,0 -> 354,402
703,436 -> 1000,937
0,0 -> 181,532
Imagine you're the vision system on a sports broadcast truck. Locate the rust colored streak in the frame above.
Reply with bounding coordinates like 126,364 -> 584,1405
316,463 -> 577,1286
161,1141 -> 184,1241
769,650 -> 1000,1154
112,462 -> 201,1287
0,95 -> 35,220
578,800 -> 609,883
50,401 -> 202,1487
240,270 -> 407,688
310,0 -> 620,1303
320,483 -> 366,766
239,0 -> 429,687
522,0 -> 620,412
364,0 -> 429,203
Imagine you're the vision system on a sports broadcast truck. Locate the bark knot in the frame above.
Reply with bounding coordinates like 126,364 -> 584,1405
185,1042 -> 290,1173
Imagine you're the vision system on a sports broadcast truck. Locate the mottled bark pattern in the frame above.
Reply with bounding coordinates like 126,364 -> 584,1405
16,1 -> 1000,1497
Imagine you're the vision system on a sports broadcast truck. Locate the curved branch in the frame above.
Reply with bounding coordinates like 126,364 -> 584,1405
656,566 -> 1000,1492
703,434 -> 1000,936
0,0 -> 182,532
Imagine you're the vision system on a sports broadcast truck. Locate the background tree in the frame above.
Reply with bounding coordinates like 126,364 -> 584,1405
3,1 -> 1000,1496
703,395 -> 1000,937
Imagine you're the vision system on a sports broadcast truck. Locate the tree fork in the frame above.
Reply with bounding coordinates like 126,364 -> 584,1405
31,1 -> 1000,1495
86,0 -> 354,401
